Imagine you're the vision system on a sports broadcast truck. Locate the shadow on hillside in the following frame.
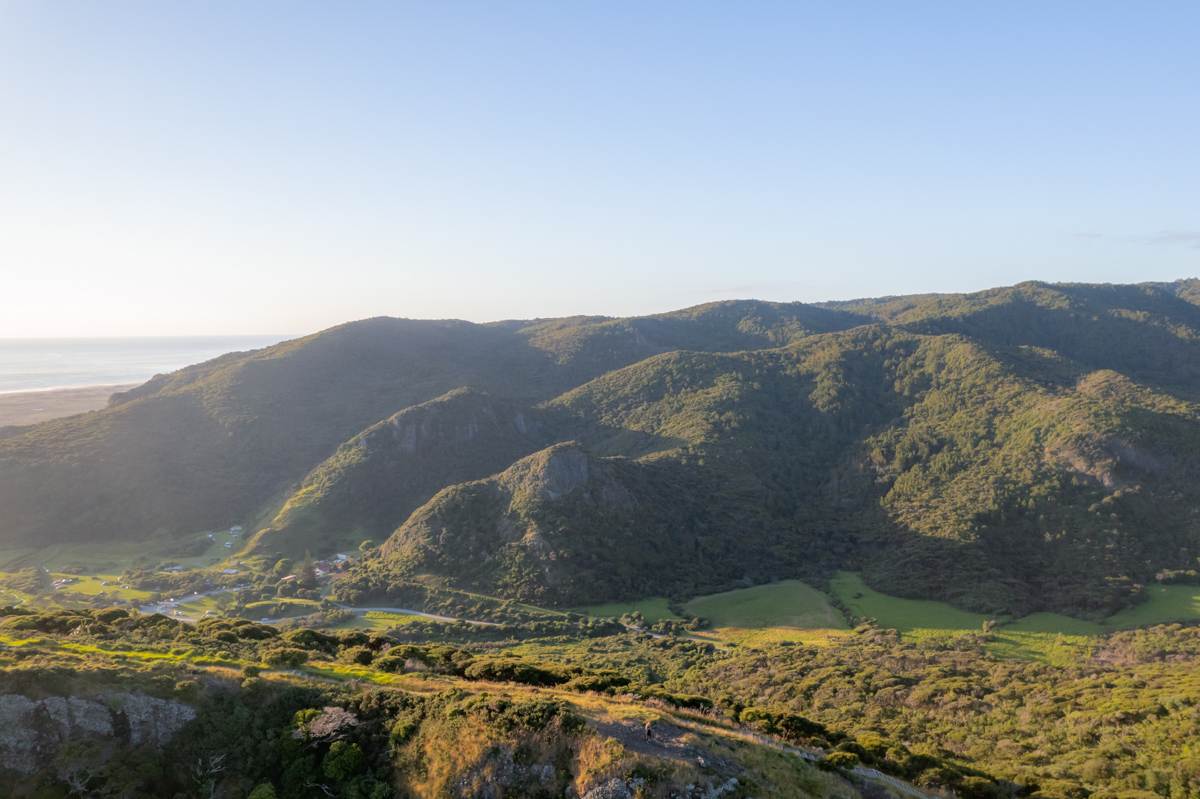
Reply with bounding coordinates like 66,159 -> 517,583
903,290 -> 1200,390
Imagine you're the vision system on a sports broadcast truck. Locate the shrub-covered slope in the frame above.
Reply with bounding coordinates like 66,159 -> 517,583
0,608 -> 878,799
379,442 -> 750,604
0,319 -> 561,547
5,280 -> 1200,614
375,307 -> 1200,615
825,280 -> 1200,388
857,339 -> 1200,615
248,388 -> 557,558
0,304 -> 848,548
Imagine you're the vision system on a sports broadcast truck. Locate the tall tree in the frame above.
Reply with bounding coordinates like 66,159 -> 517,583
298,551 -> 318,589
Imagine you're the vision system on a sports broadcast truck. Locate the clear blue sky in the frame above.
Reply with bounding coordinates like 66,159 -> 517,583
1,1 -> 1197,336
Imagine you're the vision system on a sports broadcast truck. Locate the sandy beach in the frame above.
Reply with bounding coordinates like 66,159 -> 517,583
0,384 -> 135,428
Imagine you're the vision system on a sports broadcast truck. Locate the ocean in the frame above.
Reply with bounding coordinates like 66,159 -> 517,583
0,336 -> 291,394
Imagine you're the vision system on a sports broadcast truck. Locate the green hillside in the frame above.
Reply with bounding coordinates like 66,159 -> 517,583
0,304 -> 860,549
248,388 -> 557,558
370,303 -> 1200,615
376,441 -> 767,604
5,281 -> 1200,616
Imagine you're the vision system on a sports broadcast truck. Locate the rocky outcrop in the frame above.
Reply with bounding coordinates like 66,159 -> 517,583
378,441 -> 728,604
500,441 -> 593,500
581,778 -> 643,799
0,692 -> 195,775
1048,434 -> 1169,490
251,387 -> 557,557
453,746 -> 559,799
578,777 -> 738,799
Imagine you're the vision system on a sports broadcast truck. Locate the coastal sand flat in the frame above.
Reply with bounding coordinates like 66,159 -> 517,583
0,384 -> 135,428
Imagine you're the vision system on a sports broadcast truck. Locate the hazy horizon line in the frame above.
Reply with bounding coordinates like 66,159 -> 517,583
3,274 -> 1198,340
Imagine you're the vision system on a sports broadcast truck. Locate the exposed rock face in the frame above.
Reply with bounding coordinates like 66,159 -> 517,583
453,745 -> 558,798
0,692 -> 196,775
581,778 -> 639,799
380,440 -> 723,604
384,388 -> 538,454
119,691 -> 197,746
1048,434 -> 1169,490
578,777 -> 739,799
252,387 -> 556,557
499,441 -> 594,500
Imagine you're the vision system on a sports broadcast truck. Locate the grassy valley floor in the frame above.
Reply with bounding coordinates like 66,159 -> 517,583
572,572 -> 1200,666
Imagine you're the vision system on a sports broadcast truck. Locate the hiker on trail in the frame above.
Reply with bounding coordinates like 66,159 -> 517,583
644,720 -> 654,740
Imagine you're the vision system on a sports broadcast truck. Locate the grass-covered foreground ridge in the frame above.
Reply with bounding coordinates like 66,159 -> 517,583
0,606 -> 949,799
2,530 -> 1199,797
5,602 -> 1200,798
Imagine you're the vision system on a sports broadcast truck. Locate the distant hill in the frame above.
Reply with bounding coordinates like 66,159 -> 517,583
4,280 -> 1200,614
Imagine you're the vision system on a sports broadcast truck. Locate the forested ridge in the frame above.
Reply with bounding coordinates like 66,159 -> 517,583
4,280 -> 1200,615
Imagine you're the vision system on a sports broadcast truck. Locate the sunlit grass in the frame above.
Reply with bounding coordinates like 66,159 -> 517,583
172,594 -> 223,617
364,610 -> 423,623
830,571 -> 1092,660
690,626 -> 851,648
1105,584 -> 1200,629
829,571 -> 1200,664
327,610 -> 428,631
671,580 -> 849,648
9,635 -> 245,670
1008,612 -> 1105,635
300,660 -> 405,684
0,586 -> 33,606
830,571 -> 991,640
985,630 -> 1095,665
50,573 -> 152,601
982,612 -> 1103,664
242,597 -> 321,619
575,597 -> 680,622
684,580 -> 848,631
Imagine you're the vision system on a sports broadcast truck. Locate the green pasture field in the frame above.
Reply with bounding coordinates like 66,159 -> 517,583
243,597 -> 321,620
684,580 -> 847,630
830,571 -> 1092,661
829,571 -> 989,639
831,571 -> 1200,664
681,580 -> 850,647
1105,584 -> 1200,629
49,573 -> 152,601
575,597 -> 681,623
330,610 -> 428,632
